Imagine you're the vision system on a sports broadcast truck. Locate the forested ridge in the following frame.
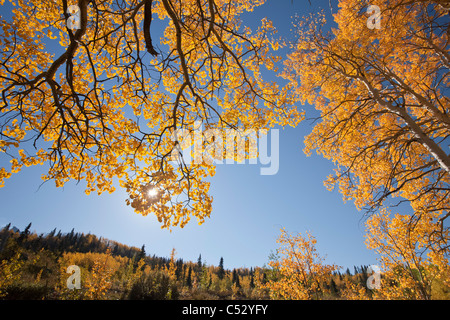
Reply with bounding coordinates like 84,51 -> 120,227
5,223 -> 441,300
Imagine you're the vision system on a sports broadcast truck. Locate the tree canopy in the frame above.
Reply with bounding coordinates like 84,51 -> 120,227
0,0 -> 303,228
283,0 -> 449,247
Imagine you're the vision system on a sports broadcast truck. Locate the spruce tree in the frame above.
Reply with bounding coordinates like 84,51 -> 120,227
18,222 -> 31,244
113,244 -> 119,255
186,266 -> 192,288
218,257 -> 225,280
330,278 -> 338,295
208,276 -> 212,289
137,244 -> 146,261
49,228 -> 56,237
196,254 -> 203,282
354,266 -> 359,276
197,254 -> 202,271
232,269 -> 240,288
232,269 -> 237,283
175,259 -> 183,281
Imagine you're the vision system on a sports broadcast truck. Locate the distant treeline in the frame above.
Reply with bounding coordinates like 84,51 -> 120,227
0,223 -> 382,300
0,222 -> 171,269
0,223 -> 265,299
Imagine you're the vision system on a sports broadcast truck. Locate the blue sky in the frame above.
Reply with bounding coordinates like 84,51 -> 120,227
0,0 -> 379,270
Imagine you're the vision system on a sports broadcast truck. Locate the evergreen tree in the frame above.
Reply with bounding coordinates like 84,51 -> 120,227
18,222 -> 31,244
2,223 -> 11,231
232,269 -> 241,288
330,278 -> 338,295
68,228 -> 75,240
218,257 -> 225,280
249,267 -> 255,288
262,272 -> 267,285
137,244 -> 146,260
197,254 -> 202,272
131,244 -> 146,272
112,243 -> 119,256
345,268 -> 351,276
360,265 -> 369,287
186,266 -> 192,288
49,228 -> 56,237
175,259 -> 183,281
208,276 -> 212,289
196,254 -> 203,282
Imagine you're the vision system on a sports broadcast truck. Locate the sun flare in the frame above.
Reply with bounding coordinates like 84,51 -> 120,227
147,188 -> 158,197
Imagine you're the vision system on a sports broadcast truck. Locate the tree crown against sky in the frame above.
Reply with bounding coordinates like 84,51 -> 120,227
0,0 -> 303,229
283,0 -> 449,248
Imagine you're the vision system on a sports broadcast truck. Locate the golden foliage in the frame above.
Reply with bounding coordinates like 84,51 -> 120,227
0,251 -> 23,297
84,249 -> 114,300
284,0 -> 449,242
283,0 -> 450,299
57,249 -> 127,299
365,209 -> 450,300
262,228 -> 340,300
340,280 -> 370,300
166,248 -> 177,280
0,0 -> 303,229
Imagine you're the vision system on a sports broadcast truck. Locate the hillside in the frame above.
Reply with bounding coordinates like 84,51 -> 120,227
2,223 -> 448,300
0,222 -> 376,300
0,223 -> 268,299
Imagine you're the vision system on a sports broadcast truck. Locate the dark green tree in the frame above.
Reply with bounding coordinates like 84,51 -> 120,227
133,244 -> 146,271
232,269 -> 241,288
48,228 -> 56,237
112,243 -> 119,255
18,222 -> 31,244
137,244 -> 146,260
175,259 -> 183,281
354,266 -> 359,276
186,266 -> 192,288
218,257 -> 225,280
330,278 -> 338,295
197,254 -> 202,270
